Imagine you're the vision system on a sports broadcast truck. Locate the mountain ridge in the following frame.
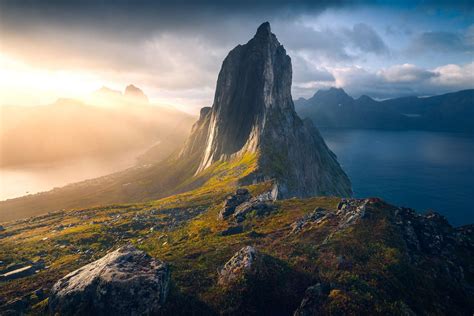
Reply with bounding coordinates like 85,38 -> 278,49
0,22 -> 350,222
295,88 -> 474,132
180,22 -> 351,198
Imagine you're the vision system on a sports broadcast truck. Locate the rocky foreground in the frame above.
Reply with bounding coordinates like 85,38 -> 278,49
49,245 -> 170,315
1,184 -> 472,315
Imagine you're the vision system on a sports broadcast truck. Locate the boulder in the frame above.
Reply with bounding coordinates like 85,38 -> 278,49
290,207 -> 327,234
336,198 -> 369,229
233,198 -> 274,222
218,188 -> 251,220
49,244 -> 170,315
218,246 -> 257,286
218,245 -> 309,315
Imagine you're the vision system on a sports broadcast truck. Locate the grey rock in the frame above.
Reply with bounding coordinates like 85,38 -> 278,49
233,198 -> 274,222
336,198 -> 369,229
218,188 -> 251,220
218,246 -> 257,286
180,22 -> 352,199
394,207 -> 474,284
49,244 -> 170,316
290,207 -> 327,234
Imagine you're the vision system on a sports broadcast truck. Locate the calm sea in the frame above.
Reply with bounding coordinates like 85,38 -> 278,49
321,129 -> 474,226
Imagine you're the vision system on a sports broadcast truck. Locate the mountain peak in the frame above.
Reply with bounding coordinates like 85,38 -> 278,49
124,84 -> 149,104
315,87 -> 349,97
311,87 -> 353,106
180,22 -> 352,198
255,21 -> 271,37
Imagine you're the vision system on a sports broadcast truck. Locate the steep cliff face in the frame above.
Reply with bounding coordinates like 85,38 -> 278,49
182,22 -> 351,198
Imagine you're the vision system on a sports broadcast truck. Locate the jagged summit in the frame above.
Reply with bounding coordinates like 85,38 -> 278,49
124,84 -> 149,103
311,87 -> 353,104
256,21 -> 271,34
181,22 -> 352,198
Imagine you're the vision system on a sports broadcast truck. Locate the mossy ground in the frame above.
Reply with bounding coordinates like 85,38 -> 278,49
0,153 -> 470,315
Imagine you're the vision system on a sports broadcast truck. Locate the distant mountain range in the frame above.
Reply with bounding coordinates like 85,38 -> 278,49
0,86 -> 194,169
295,88 -> 474,133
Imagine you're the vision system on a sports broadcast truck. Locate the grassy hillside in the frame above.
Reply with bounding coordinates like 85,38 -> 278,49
1,153 -> 472,315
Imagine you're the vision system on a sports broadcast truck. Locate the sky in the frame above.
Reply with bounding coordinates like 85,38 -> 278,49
0,0 -> 473,113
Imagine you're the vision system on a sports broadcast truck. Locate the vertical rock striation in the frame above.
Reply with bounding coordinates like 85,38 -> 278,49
181,22 -> 352,198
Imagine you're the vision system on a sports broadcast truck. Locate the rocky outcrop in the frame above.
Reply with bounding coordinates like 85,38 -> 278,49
124,84 -> 149,103
290,199 -> 370,236
218,245 -> 310,315
219,188 -> 275,221
336,198 -> 369,229
394,207 -> 474,285
49,245 -> 170,315
290,207 -> 328,234
179,106 -> 212,161
218,246 -> 257,286
219,188 -> 252,220
180,22 -> 352,199
233,199 -> 274,222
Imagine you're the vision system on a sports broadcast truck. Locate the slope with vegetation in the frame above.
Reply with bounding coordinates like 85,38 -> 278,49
1,22 -> 472,315
0,167 -> 472,314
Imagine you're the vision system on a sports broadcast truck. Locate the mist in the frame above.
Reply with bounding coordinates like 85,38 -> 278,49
0,89 -> 195,199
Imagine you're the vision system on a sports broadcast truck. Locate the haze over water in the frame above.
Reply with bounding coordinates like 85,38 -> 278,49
322,129 -> 474,226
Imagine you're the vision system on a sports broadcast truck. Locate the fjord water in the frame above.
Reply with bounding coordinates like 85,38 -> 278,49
321,129 -> 474,226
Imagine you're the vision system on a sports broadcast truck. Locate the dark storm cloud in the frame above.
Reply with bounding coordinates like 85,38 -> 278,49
345,23 -> 389,55
409,30 -> 474,54
1,0 -> 473,106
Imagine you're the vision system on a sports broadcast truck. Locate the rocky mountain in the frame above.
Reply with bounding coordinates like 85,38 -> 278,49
0,22 -> 472,316
92,84 -> 149,105
180,22 -> 351,198
295,88 -> 474,132
0,22 -> 350,222
124,84 -> 149,104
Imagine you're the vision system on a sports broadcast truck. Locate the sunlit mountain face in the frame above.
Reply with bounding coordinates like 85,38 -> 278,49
0,2 -> 473,315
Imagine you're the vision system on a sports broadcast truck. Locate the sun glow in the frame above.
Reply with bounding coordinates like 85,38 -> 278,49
0,54 -> 108,106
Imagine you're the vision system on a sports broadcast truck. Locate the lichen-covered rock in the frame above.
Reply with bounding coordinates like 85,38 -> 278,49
233,198 -> 274,222
394,207 -> 474,284
218,246 -> 257,286
336,198 -> 369,228
49,245 -> 170,316
218,188 -> 251,220
291,207 -> 328,234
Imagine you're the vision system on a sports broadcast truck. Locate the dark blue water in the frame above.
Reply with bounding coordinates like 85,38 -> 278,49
320,129 -> 474,227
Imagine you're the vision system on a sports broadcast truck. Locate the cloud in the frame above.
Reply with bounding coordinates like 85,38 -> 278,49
338,62 -> 473,98
431,62 -> 474,88
344,23 -> 389,55
378,64 -> 438,83
1,0 -> 473,110
408,30 -> 474,54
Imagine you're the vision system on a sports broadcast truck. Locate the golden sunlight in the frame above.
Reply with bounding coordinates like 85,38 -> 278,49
0,54 -> 109,106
